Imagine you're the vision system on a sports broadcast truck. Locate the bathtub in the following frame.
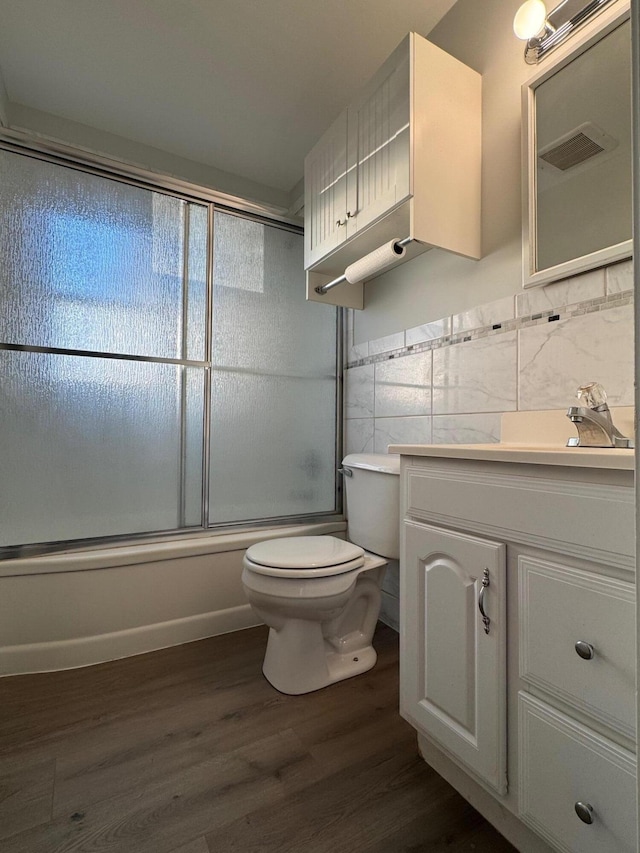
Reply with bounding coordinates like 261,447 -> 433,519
0,521 -> 346,676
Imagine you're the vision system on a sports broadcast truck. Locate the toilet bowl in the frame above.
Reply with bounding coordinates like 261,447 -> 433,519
242,453 -> 400,695
242,536 -> 387,694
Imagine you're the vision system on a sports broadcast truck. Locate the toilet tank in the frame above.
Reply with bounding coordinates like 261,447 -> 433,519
342,453 -> 400,559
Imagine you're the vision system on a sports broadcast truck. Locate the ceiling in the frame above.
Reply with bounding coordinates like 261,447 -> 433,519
0,0 -> 459,198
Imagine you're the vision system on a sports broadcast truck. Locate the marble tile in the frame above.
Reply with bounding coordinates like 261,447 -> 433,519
347,342 -> 369,365
405,317 -> 451,346
516,268 -> 605,317
344,364 -> 374,419
432,331 -> 518,415
373,416 -> 432,453
518,305 -> 634,410
374,351 -> 432,418
432,413 -> 502,445
606,259 -> 633,295
368,331 -> 405,356
452,296 -> 515,334
344,418 -> 375,454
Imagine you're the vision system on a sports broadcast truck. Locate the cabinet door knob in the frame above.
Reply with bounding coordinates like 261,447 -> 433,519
575,640 -> 595,660
575,801 -> 595,824
478,569 -> 490,634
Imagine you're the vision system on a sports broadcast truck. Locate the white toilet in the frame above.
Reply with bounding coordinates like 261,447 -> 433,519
241,453 -> 400,694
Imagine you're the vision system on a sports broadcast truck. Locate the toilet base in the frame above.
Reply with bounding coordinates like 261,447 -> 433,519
248,553 -> 388,695
262,618 -> 378,695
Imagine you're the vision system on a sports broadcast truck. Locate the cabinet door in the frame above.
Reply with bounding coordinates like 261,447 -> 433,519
346,42 -> 411,239
304,109 -> 348,269
401,521 -> 507,794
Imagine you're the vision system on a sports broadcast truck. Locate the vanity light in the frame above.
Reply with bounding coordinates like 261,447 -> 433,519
513,0 -> 549,40
514,0 -> 616,64
514,0 -> 555,63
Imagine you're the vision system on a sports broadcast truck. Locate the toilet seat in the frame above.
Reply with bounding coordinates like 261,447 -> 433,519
244,536 -> 365,578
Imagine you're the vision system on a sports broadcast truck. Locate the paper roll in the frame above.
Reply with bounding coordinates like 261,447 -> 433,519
344,239 -> 406,284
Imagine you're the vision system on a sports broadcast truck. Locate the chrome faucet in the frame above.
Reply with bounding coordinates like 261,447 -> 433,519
566,382 -> 634,448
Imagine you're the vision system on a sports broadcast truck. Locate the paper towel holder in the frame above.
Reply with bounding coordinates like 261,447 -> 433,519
314,236 -> 414,295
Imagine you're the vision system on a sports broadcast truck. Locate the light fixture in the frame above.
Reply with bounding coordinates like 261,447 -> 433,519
514,0 -> 555,63
513,0 -> 550,40
513,0 -> 616,64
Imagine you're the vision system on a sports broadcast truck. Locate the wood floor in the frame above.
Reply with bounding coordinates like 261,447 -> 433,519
0,624 -> 516,853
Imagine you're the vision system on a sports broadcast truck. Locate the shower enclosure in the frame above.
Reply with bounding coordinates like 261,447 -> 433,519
0,144 -> 339,556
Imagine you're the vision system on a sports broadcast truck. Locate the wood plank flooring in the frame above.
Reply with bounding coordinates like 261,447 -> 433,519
0,624 -> 516,852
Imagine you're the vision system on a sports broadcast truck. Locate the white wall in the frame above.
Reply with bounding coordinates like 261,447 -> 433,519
355,0 -> 551,342
0,64 -> 9,126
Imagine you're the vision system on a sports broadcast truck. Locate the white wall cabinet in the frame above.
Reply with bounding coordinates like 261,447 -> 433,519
305,33 -> 481,308
397,453 -> 635,853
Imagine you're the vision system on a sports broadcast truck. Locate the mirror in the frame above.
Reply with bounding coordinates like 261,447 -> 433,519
522,3 -> 632,287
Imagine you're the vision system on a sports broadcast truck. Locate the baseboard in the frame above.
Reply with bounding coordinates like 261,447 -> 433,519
0,605 -> 262,676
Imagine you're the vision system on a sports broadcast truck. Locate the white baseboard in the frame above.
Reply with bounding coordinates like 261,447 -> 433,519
0,605 -> 262,676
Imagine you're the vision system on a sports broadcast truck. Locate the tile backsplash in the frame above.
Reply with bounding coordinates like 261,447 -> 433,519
344,260 -> 634,455
343,259 -> 635,630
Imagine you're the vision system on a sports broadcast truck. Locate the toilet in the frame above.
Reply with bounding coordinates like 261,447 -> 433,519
241,453 -> 400,694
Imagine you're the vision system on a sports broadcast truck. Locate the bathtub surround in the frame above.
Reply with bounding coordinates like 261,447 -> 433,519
344,260 -> 634,629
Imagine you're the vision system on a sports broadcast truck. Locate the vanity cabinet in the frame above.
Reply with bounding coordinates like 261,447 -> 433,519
396,451 -> 636,853
304,32 -> 481,308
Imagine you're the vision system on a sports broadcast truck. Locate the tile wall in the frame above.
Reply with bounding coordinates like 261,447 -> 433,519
343,259 -> 634,629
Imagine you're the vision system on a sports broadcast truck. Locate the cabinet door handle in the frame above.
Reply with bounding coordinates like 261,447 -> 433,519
575,802 -> 595,825
478,568 -> 490,634
336,219 -> 347,227
346,210 -> 357,218
575,640 -> 595,660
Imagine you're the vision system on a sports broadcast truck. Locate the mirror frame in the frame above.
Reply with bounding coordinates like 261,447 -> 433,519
521,0 -> 632,288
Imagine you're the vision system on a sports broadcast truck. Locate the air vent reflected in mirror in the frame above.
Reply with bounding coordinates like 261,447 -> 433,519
538,121 -> 618,171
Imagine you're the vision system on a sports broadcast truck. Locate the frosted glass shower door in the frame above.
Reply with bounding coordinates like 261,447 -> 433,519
208,213 -> 338,524
0,148 -> 208,549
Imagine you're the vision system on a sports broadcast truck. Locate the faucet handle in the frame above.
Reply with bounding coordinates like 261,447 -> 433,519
576,382 -> 607,409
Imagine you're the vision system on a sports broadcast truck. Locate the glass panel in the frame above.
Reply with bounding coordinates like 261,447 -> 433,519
208,213 -> 337,524
0,351 -> 204,547
0,149 -> 208,360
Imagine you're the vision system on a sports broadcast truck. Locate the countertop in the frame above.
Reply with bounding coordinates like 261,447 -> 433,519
387,443 -> 635,470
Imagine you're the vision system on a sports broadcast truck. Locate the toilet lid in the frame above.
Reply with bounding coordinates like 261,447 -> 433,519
245,536 -> 364,576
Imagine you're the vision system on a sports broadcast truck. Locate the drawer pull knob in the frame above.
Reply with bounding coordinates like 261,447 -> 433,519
575,641 -> 595,660
575,801 -> 595,824
478,569 -> 490,634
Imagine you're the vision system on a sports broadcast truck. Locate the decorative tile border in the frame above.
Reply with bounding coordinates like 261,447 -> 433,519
347,289 -> 633,369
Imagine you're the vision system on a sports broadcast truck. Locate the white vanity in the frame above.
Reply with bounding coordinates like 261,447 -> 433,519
390,426 -> 635,853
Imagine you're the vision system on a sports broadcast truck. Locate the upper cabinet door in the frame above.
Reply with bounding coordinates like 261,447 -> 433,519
401,521 -> 507,794
346,42 -> 411,239
304,109 -> 349,269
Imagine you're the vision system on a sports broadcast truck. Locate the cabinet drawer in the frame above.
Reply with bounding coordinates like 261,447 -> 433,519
405,463 -> 634,567
519,556 -> 635,738
519,693 -> 636,853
